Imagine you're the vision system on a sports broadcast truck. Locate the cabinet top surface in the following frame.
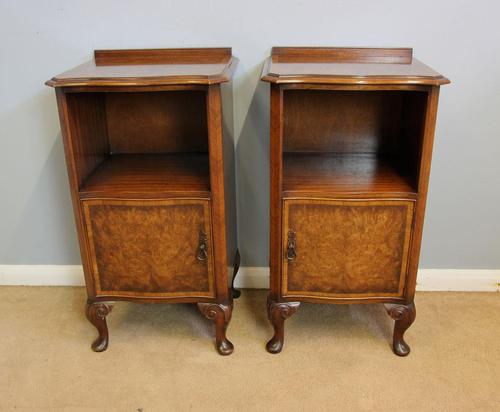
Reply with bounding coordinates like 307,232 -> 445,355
46,48 -> 236,87
261,47 -> 450,86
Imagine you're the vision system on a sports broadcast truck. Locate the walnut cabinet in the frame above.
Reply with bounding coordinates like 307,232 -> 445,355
47,48 -> 239,355
262,47 -> 449,356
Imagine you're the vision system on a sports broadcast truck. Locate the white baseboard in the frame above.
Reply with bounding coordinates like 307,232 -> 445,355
415,269 -> 499,292
0,265 -> 85,286
233,266 -> 270,289
0,265 -> 498,292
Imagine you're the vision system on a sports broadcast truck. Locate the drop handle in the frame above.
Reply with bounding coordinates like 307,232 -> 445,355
197,231 -> 208,262
286,230 -> 297,262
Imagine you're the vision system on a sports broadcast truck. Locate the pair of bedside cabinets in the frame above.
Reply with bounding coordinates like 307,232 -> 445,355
47,47 -> 449,357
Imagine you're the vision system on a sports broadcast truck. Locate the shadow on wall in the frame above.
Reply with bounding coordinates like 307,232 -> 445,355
4,91 -> 80,264
236,66 -> 270,267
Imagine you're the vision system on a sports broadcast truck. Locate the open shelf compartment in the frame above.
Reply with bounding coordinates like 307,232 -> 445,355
65,89 -> 211,198
281,88 -> 427,198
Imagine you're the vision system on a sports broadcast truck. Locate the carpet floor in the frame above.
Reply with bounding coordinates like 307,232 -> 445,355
0,287 -> 498,411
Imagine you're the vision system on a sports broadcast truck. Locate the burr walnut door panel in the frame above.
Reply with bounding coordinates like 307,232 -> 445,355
82,199 -> 215,298
282,199 -> 414,299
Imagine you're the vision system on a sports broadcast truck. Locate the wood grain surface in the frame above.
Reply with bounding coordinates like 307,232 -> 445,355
283,89 -> 404,153
49,48 -> 238,354
83,199 -> 215,298
263,46 -> 449,355
79,153 -> 210,198
66,93 -> 109,187
46,48 -> 236,87
106,91 -> 208,153
283,153 -> 417,199
271,47 -> 413,64
262,47 -> 449,85
282,199 -> 414,299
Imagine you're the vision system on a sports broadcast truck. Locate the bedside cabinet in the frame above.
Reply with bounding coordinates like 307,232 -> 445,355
47,48 -> 239,355
261,47 -> 449,356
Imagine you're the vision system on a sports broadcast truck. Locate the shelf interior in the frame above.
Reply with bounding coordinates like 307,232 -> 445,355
80,153 -> 210,197
283,153 -> 417,198
66,90 -> 211,198
281,89 -> 427,198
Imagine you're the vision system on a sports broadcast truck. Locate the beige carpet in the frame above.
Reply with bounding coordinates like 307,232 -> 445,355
0,287 -> 498,411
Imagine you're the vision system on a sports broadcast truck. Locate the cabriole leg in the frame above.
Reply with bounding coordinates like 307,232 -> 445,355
384,302 -> 416,356
85,300 -> 114,352
197,302 -> 234,356
266,297 -> 300,354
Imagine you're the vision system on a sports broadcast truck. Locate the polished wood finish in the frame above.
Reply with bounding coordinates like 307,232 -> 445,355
220,79 -> 238,296
106,91 -> 208,153
269,85 -> 284,302
79,154 -> 210,199
94,48 -> 231,65
283,154 -> 417,199
65,92 -> 109,187
197,302 -> 234,355
263,47 -> 449,355
262,47 -> 450,86
282,199 -> 414,299
82,199 -> 214,298
206,85 -> 232,300
272,47 -> 413,64
283,89 -> 406,153
48,48 -> 238,354
46,48 -> 236,87
385,302 -> 416,356
85,301 -> 113,352
266,299 -> 300,354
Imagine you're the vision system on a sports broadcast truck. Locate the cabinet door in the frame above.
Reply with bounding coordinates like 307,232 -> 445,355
82,199 -> 215,298
282,199 -> 414,299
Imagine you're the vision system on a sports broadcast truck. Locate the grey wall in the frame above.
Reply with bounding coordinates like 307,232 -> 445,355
1,0 -> 499,268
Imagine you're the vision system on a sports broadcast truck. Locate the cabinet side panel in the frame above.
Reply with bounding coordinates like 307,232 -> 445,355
55,89 -> 98,297
405,87 -> 441,300
207,85 -> 229,300
66,93 -> 109,187
221,81 -> 237,275
270,85 -> 284,299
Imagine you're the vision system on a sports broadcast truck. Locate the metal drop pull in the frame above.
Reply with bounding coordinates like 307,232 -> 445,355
286,230 -> 297,262
197,230 -> 208,262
